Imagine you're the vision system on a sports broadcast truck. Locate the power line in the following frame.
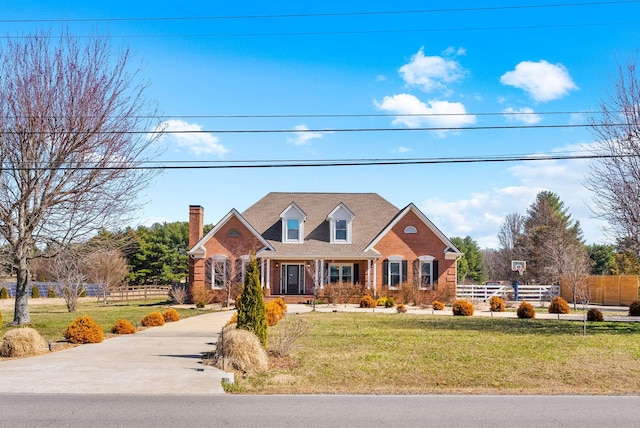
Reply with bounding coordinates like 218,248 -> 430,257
0,152 -> 628,171
2,1 -> 637,23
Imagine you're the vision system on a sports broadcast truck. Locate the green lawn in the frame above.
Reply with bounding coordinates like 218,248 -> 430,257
240,312 -> 640,394
0,298 -> 211,342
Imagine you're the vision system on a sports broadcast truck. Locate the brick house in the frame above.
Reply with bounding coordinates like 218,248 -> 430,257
187,192 -> 462,303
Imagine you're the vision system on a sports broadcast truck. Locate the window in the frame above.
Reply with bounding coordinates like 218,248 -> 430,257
335,220 -> 347,241
417,255 -> 437,290
234,255 -> 250,284
404,225 -> 417,234
205,255 -> 230,290
383,257 -> 407,290
287,219 -> 299,240
329,264 -> 353,283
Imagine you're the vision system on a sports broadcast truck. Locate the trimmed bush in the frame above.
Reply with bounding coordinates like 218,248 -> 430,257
226,312 -> 238,327
396,303 -> 407,313
1,327 -> 48,357
376,296 -> 395,307
47,285 -> 57,298
265,300 -> 284,327
359,295 -> 376,308
629,300 -> 640,316
517,301 -> 536,319
489,296 -> 505,312
548,296 -> 570,314
214,327 -> 268,374
64,315 -> 104,344
587,308 -> 604,322
162,308 -> 181,323
141,311 -> 165,327
272,297 -> 287,313
111,319 -> 136,334
432,300 -> 445,310
452,300 -> 474,316
31,284 -> 40,298
0,286 -> 8,299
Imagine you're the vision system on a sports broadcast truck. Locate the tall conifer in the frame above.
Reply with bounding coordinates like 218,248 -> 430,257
236,255 -> 268,346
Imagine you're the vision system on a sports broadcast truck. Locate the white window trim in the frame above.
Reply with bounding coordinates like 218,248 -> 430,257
206,254 -> 228,290
404,225 -> 417,234
327,204 -> 354,244
387,255 -> 403,290
418,255 -> 435,290
281,204 -> 306,243
328,263 -> 354,284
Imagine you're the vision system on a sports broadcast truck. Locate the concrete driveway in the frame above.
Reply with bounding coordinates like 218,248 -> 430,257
0,310 -> 234,395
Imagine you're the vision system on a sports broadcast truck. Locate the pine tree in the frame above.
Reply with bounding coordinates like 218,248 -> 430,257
31,284 -> 40,298
236,255 -> 268,346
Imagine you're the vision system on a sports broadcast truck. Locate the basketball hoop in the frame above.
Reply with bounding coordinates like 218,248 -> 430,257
511,260 -> 526,276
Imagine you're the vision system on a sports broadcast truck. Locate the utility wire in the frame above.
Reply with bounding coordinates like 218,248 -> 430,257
2,1 -> 637,23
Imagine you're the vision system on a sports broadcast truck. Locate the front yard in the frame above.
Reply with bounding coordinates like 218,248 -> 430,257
239,311 -> 640,394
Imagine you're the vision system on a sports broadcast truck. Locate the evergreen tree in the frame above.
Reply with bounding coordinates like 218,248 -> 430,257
450,236 -> 487,284
236,255 -> 268,346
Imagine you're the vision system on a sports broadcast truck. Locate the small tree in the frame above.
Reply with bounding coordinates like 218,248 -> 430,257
305,260 -> 328,311
236,255 -> 267,346
85,248 -> 129,304
51,247 -> 86,313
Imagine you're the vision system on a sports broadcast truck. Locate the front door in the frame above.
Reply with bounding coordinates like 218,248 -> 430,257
283,264 -> 304,294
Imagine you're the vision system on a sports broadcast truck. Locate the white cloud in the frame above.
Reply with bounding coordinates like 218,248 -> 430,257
503,107 -> 541,124
500,60 -> 578,102
419,143 -> 608,248
153,119 -> 228,157
397,146 -> 412,153
399,47 -> 466,93
374,93 -> 476,136
289,124 -> 326,146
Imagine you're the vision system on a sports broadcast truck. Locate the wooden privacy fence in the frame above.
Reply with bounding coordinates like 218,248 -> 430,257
561,275 -> 639,306
456,283 -> 560,301
105,285 -> 171,302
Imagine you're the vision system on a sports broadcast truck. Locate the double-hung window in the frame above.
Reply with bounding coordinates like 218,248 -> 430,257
329,264 -> 353,283
417,255 -> 437,290
287,219 -> 299,241
335,220 -> 347,241
205,255 -> 229,290
383,257 -> 407,290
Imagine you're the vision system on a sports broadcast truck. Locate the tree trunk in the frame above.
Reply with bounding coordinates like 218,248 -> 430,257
13,257 -> 31,324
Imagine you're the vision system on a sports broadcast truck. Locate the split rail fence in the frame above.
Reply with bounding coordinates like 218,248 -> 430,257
456,283 -> 560,302
105,285 -> 171,302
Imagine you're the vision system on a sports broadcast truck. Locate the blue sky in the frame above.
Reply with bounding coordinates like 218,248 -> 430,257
3,1 -> 640,248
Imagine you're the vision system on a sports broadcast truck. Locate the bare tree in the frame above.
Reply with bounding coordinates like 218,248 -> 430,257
305,260 -> 328,311
587,57 -> 640,255
85,249 -> 129,304
50,247 -> 86,313
0,32 -> 162,324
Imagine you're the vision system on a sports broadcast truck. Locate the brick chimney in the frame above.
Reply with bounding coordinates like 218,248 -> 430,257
189,205 -> 204,249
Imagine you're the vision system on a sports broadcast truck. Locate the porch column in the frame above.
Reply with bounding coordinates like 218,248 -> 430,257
265,258 -> 270,290
320,259 -> 325,288
373,258 -> 378,298
367,259 -> 371,289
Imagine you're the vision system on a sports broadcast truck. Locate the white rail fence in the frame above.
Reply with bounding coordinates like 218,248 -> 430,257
456,283 -> 560,302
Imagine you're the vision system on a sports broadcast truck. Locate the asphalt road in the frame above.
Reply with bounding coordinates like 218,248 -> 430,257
1,394 -> 638,427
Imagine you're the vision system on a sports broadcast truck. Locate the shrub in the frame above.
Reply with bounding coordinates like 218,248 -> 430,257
31,284 -> 40,298
265,300 -> 284,327
196,300 -> 205,308
64,315 -> 104,344
0,286 -> 8,299
214,327 -> 268,373
396,303 -> 407,313
79,288 -> 87,298
267,316 -> 311,357
452,300 -> 474,316
432,300 -> 445,310
488,296 -> 505,312
162,308 -> 181,323
548,297 -> 570,314
226,312 -> 238,327
629,300 -> 640,316
272,297 -> 287,313
170,285 -> 188,305
517,301 -> 536,319
587,308 -> 604,322
376,297 -> 388,306
47,285 -> 57,298
0,309 -> 2,325
111,319 -> 136,334
236,256 -> 268,347
384,296 -> 395,308
1,327 -> 48,357
141,311 -> 165,327
359,295 -> 376,308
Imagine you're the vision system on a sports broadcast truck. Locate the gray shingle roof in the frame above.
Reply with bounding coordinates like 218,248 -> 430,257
242,192 -> 399,259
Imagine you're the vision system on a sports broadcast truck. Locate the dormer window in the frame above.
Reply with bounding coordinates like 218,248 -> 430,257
327,203 -> 355,244
280,202 -> 306,243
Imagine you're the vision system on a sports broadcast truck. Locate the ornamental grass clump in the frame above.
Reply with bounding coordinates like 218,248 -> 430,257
452,300 -> 474,316
517,301 -> 536,319
214,327 -> 268,374
359,295 -> 376,308
489,296 -> 505,312
141,311 -> 165,327
587,308 -> 604,322
432,300 -> 445,310
1,327 -> 48,357
162,308 -> 181,323
548,296 -> 570,314
111,319 -> 136,334
64,315 -> 104,344
629,300 -> 640,316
